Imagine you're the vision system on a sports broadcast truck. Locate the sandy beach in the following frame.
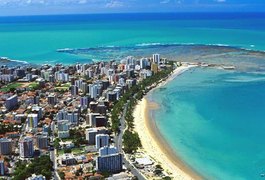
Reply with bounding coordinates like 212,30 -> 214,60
133,65 -> 202,180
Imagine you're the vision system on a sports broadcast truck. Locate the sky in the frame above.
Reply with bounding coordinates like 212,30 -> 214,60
0,0 -> 264,16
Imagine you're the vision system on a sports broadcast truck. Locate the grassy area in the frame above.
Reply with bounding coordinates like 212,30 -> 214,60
57,147 -> 85,156
0,82 -> 40,92
55,87 -> 69,91
57,150 -> 64,155
72,147 -> 85,155
61,138 -> 74,142
29,82 -> 39,89
61,83 -> 71,87
55,83 -> 70,91
0,83 -> 22,92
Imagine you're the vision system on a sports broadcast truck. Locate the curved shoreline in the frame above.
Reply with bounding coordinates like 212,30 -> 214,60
134,65 -> 202,179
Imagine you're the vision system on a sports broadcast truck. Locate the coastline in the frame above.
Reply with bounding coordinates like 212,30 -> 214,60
133,65 -> 202,179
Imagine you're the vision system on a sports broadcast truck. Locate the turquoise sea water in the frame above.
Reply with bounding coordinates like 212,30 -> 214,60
149,68 -> 265,179
0,13 -> 265,65
1,13 -> 265,179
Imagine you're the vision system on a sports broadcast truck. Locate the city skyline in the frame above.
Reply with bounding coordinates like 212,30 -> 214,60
0,0 -> 264,16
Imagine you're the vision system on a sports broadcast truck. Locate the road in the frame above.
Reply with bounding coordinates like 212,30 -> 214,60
115,103 -> 128,152
114,102 -> 146,180
122,155 -> 146,180
50,121 -> 60,180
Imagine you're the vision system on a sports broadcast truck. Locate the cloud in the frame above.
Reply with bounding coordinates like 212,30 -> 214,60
78,0 -> 87,4
160,0 -> 182,5
0,0 -> 92,7
160,0 -> 171,4
215,0 -> 226,3
105,0 -> 124,8
0,0 -> 128,8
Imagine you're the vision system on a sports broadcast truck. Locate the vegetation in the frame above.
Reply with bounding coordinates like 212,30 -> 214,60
55,83 -> 71,92
64,148 -> 72,153
154,164 -> 164,175
123,130 -> 141,153
29,82 -> 40,90
0,83 -> 22,92
58,171 -> 65,180
163,176 -> 172,180
0,124 -> 21,134
69,129 -> 87,147
53,138 -> 60,149
111,66 -> 173,133
117,63 -> 174,153
13,155 -> 53,180
59,147 -> 84,155
0,82 -> 40,92
72,147 -> 85,154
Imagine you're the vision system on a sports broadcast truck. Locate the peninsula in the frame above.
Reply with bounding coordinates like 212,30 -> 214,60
0,54 -> 183,179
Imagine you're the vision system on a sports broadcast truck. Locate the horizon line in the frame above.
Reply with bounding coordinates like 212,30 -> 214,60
1,11 -> 265,18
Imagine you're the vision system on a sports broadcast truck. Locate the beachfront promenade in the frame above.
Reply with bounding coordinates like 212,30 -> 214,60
131,65 -> 202,180
114,100 -> 146,180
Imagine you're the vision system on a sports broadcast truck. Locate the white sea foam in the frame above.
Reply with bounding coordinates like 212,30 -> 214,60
225,76 -> 265,83
10,59 -> 29,64
135,42 -> 163,47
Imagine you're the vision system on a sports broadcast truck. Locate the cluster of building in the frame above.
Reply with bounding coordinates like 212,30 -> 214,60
0,53 -> 167,179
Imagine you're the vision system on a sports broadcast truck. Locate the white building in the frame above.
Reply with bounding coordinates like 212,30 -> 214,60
96,153 -> 122,173
57,109 -> 68,121
75,79 -> 83,88
99,146 -> 118,156
86,128 -> 98,145
0,160 -> 4,175
87,113 -> 101,127
47,94 -> 57,105
89,84 -> 98,99
95,134 -> 109,149
152,53 -> 160,64
140,58 -> 148,69
58,131 -> 70,139
19,137 -> 34,158
58,120 -> 70,131
27,174 -> 46,180
36,134 -> 48,149
55,71 -> 69,82
61,153 -> 76,166
27,114 -> 38,129
0,138 -> 12,155
31,105 -> 43,119
81,82 -> 88,94
5,95 -> 18,111
70,85 -> 78,96
67,111 -> 79,125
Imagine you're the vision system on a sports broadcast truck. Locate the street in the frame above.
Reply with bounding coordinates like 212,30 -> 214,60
114,102 -> 146,180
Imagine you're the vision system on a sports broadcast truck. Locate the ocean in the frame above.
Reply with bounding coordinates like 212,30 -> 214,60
148,68 -> 265,179
0,13 -> 265,65
1,13 -> 265,179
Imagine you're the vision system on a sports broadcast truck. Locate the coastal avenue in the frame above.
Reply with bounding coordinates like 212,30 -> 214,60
114,102 -> 146,180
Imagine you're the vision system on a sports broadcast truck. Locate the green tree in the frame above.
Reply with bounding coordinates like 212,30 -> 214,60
64,148 -> 72,153
13,156 -> 52,180
54,138 -> 60,149
123,130 -> 141,153
58,171 -> 65,179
